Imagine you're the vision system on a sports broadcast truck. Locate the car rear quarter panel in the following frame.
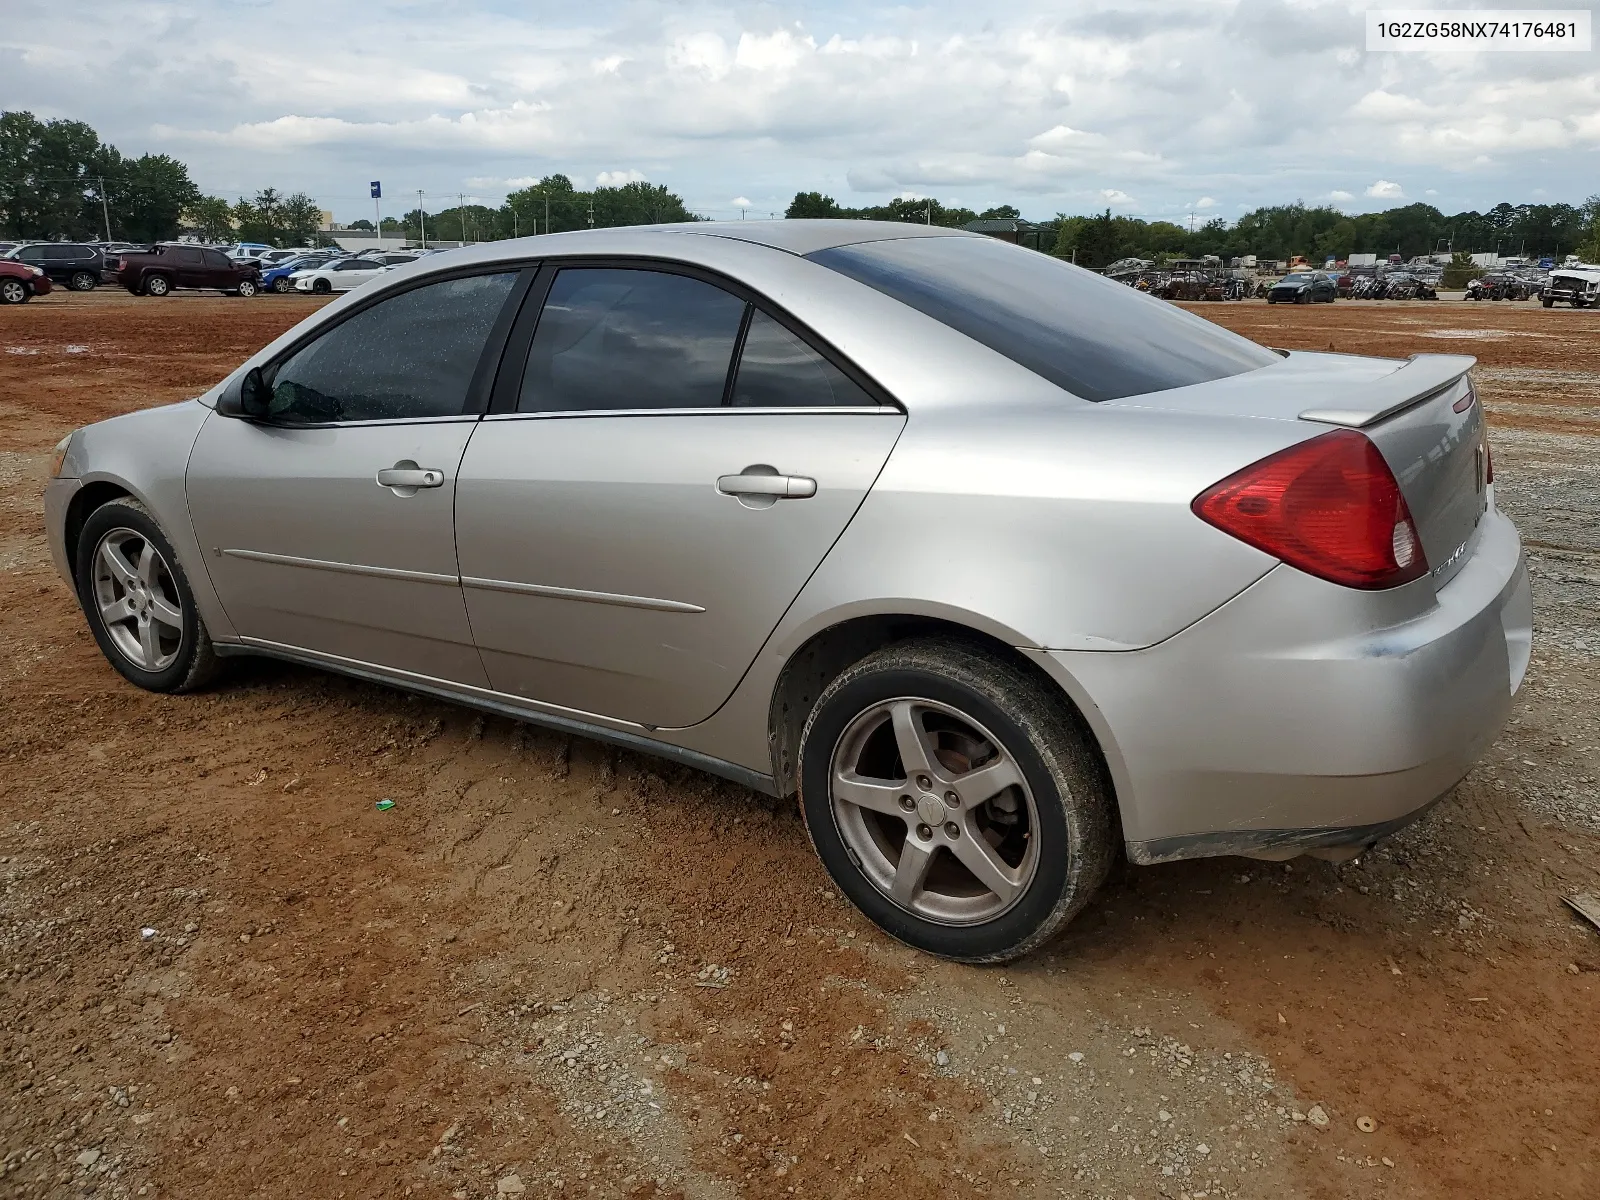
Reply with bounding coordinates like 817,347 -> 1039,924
53,400 -> 236,641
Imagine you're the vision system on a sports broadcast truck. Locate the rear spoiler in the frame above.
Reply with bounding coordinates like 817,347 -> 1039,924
1298,354 -> 1476,428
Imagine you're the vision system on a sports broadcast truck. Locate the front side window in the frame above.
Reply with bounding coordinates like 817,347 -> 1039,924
264,272 -> 517,423
808,235 -> 1277,403
731,310 -> 874,408
517,268 -> 746,413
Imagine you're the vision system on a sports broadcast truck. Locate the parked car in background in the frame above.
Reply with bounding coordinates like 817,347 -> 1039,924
262,253 -> 344,293
292,258 -> 391,293
1267,271 -> 1337,304
7,242 -> 106,291
43,222 -> 1529,963
1540,269 -> 1599,308
116,244 -> 261,297
224,243 -> 274,264
0,257 -> 52,303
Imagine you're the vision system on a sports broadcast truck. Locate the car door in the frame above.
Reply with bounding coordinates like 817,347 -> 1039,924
454,263 -> 905,729
333,261 -> 383,291
187,268 -> 530,684
201,248 -> 234,287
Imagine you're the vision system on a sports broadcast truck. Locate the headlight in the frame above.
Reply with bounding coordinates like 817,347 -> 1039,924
50,432 -> 76,479
27,265 -> 44,277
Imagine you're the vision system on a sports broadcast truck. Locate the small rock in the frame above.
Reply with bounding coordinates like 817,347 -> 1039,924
1307,1105 -> 1329,1127
1158,1110 -> 1172,1123
140,928 -> 157,940
497,1175 -> 526,1195
76,1149 -> 101,1168
1068,1052 -> 1084,1063
1382,1156 -> 1395,1168
225,1086 -> 240,1101
1291,1111 -> 1306,1122
934,1050 -> 949,1067
1356,1115 -> 1377,1133
1196,1143 -> 1210,1155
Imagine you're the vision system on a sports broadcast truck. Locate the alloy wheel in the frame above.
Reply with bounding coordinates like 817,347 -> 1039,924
91,528 -> 183,672
829,697 -> 1040,925
0,279 -> 25,304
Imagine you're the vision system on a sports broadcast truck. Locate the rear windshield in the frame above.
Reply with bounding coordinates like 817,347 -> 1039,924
807,235 -> 1277,402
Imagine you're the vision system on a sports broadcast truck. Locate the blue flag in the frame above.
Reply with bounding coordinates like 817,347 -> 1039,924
370,181 -> 382,199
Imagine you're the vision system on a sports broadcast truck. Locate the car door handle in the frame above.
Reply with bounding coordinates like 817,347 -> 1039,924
376,462 -> 445,495
716,470 -> 817,499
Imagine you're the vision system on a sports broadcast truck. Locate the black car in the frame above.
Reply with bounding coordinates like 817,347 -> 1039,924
1266,271 -> 1337,304
7,242 -> 106,291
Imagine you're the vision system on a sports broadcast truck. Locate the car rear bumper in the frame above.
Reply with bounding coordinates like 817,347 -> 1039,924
1032,506 -> 1530,864
44,477 -> 81,587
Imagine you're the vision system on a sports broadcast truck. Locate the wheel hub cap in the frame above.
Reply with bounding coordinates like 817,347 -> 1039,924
915,793 -> 944,826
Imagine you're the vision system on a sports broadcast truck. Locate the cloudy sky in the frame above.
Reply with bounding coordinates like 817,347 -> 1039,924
4,1 -> 1597,223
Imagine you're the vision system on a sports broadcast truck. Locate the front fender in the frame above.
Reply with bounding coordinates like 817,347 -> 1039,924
56,401 -> 236,642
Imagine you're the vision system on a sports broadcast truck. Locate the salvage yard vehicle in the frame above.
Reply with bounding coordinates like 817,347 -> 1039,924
1267,271 -> 1337,304
117,245 -> 261,297
6,242 -> 106,291
0,256 -> 52,303
44,222 -> 1531,963
292,258 -> 391,293
1543,268 -> 1600,308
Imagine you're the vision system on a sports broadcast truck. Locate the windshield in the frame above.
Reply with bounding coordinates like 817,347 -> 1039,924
1281,274 -> 1312,283
807,235 -> 1276,402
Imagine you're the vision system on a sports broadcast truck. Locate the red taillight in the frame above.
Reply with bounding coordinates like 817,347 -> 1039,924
1192,429 -> 1429,590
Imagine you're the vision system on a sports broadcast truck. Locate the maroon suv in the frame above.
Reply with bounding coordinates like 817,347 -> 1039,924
117,245 -> 260,297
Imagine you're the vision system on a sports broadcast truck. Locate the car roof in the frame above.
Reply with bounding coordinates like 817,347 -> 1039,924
670,219 -> 974,256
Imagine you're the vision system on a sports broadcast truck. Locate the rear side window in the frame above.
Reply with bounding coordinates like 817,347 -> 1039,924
731,311 -> 874,408
203,250 -> 230,269
807,236 -> 1277,403
517,268 -> 746,412
265,272 -> 518,423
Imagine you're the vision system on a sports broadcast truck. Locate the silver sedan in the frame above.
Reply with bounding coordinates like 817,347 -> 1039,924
44,222 -> 1531,963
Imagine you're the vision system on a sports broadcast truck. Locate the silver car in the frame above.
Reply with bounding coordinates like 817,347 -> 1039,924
44,222 -> 1531,963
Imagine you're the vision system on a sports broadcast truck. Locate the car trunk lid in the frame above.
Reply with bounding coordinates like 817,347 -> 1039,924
1108,351 -> 1489,590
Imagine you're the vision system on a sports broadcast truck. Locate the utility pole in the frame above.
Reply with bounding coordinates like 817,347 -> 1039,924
460,193 -> 468,244
371,181 -> 382,247
417,190 -> 427,248
98,177 -> 111,241
544,192 -> 549,236
512,205 -> 518,239
587,198 -> 595,228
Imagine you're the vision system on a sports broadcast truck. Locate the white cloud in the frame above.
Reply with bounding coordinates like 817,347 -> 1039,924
731,195 -> 752,208
1366,179 -> 1405,199
1195,196 -> 1217,209
595,168 -> 647,187
1425,188 -> 1438,196
1330,189 -> 1354,202
1100,188 -> 1135,205
5,0 -> 1593,222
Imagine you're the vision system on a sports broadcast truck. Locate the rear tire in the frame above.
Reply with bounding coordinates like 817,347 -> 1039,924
0,278 -> 28,304
143,274 -> 171,297
69,271 -> 97,292
798,638 -> 1115,964
75,499 -> 220,694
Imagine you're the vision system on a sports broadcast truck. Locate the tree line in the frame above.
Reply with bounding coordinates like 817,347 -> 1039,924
789,191 -> 1600,267
0,110 -> 325,246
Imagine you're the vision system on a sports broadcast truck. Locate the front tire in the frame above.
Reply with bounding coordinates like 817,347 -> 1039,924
234,278 -> 258,297
272,276 -> 293,293
0,278 -> 28,304
312,278 -> 332,294
75,499 -> 220,693
798,639 -> 1115,964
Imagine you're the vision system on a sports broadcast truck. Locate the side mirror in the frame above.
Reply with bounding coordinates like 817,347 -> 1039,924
218,367 -> 271,418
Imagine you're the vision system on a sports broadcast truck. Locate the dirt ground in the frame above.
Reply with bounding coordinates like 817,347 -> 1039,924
2,288 -> 1597,1200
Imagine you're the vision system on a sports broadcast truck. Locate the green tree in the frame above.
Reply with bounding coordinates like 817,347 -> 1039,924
185,195 -> 234,241
786,191 -> 843,219
280,192 -> 324,245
